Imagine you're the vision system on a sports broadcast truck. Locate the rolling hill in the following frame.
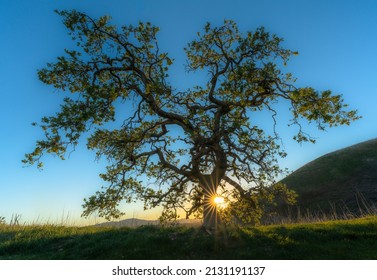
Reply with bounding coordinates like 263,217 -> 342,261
281,138 -> 377,216
95,218 -> 202,228
95,218 -> 159,228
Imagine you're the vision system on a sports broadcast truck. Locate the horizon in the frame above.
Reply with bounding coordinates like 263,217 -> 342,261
1,0 -> 377,224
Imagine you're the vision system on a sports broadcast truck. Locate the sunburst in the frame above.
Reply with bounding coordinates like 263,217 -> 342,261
213,196 -> 225,206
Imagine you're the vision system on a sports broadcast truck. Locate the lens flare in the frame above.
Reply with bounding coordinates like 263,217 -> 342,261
213,196 -> 225,205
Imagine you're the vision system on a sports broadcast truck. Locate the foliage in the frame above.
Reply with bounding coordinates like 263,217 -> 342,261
220,183 -> 297,226
0,217 -> 6,225
23,10 -> 359,224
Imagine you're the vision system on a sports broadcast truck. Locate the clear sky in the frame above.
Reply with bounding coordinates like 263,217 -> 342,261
1,0 -> 376,224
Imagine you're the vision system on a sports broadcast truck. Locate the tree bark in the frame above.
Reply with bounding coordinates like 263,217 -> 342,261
197,147 -> 227,231
200,174 -> 220,231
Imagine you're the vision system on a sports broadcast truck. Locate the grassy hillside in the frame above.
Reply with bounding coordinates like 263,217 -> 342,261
282,138 -> 377,215
1,215 -> 377,259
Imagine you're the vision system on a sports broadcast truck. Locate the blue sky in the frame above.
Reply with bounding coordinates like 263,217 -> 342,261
1,0 -> 376,224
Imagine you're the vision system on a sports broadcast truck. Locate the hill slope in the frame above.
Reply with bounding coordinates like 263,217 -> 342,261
282,138 -> 377,215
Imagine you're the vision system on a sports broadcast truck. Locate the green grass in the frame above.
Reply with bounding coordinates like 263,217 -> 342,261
1,215 -> 376,259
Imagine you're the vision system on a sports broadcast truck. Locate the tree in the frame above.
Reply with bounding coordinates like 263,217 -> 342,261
24,10 -> 359,231
219,182 -> 298,226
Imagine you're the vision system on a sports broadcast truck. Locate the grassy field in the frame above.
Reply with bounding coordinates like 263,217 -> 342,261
0,215 -> 376,260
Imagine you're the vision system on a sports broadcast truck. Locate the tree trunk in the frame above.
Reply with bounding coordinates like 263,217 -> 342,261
199,149 -> 227,231
200,174 -> 220,231
203,191 -> 219,231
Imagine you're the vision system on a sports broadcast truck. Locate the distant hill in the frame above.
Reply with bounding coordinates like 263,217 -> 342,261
281,138 -> 377,215
95,218 -> 159,228
95,218 -> 202,228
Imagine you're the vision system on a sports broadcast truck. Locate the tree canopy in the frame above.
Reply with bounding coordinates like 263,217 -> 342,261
24,10 -> 359,229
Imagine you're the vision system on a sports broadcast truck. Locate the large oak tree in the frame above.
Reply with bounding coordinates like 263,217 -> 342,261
24,10 -> 359,230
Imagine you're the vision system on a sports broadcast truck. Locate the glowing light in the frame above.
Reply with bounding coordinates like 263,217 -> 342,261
213,196 -> 225,206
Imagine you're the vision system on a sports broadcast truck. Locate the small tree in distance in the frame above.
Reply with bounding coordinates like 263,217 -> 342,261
24,10 -> 359,231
